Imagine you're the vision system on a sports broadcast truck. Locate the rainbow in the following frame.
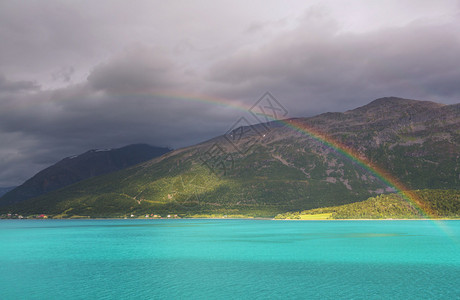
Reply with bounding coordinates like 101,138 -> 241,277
282,118 -> 436,218
134,90 -> 437,217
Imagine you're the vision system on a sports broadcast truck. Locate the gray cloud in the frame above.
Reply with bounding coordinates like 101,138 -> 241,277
88,48 -> 180,94
51,67 -> 75,83
208,14 -> 460,116
0,75 -> 39,93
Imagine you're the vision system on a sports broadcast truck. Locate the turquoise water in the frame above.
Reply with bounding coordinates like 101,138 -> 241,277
1,219 -> 459,299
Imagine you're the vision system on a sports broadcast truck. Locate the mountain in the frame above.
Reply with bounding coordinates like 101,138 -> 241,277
0,187 -> 16,197
3,97 -> 459,218
0,144 -> 171,206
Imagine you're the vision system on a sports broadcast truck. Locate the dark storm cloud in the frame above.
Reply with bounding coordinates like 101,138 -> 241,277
0,47 -> 239,185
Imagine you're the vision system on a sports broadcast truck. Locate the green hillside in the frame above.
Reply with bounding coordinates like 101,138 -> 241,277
275,189 -> 460,219
2,97 -> 459,218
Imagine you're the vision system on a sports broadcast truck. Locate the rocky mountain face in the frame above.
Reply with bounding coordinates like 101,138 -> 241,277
4,97 -> 459,217
0,144 -> 171,206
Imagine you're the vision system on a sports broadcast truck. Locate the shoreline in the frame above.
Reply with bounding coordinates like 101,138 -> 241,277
1,217 -> 459,221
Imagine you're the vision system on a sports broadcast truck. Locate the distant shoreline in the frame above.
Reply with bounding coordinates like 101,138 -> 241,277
1,217 -> 459,221
275,218 -> 460,221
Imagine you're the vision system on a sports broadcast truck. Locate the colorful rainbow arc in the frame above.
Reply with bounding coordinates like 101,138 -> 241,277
134,90 -> 437,218
283,118 -> 436,218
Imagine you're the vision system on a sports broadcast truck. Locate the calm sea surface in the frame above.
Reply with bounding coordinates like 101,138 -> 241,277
1,219 -> 459,299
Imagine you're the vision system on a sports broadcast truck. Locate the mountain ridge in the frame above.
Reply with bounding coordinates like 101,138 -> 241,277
0,144 -> 171,206
0,187 -> 16,197
2,97 -> 459,218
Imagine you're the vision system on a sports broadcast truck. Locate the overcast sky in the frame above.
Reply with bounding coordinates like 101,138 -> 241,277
1,0 -> 459,186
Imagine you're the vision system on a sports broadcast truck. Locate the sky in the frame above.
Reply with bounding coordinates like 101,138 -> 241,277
1,0 -> 460,186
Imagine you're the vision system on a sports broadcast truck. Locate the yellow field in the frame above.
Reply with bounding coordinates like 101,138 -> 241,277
298,213 -> 333,220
